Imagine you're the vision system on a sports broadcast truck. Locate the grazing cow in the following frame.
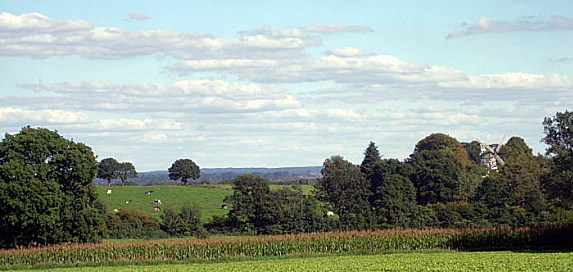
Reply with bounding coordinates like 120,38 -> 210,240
153,199 -> 162,205
113,209 -> 118,212
326,211 -> 335,217
221,204 -> 228,209
106,189 -> 112,195
153,206 -> 161,211
144,190 -> 154,195
125,200 -> 132,204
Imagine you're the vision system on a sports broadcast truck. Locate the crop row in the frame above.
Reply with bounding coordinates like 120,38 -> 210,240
1,224 -> 571,269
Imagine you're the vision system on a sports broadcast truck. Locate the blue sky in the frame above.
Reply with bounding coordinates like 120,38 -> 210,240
1,0 -> 572,171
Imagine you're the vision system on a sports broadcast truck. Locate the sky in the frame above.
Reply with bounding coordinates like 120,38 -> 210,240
1,0 -> 572,171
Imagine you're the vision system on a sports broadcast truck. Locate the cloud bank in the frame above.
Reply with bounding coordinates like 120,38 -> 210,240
447,16 -> 573,39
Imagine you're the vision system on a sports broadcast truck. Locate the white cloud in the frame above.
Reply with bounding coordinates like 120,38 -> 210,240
168,54 -> 464,84
0,12 -> 375,60
12,79 -> 302,114
0,12 -> 92,32
438,72 -> 573,90
0,12 -> 313,59
0,107 -> 91,125
447,16 -> 573,39
324,47 -> 375,57
167,53 -> 572,106
141,133 -> 168,143
97,118 -> 182,131
303,24 -> 374,33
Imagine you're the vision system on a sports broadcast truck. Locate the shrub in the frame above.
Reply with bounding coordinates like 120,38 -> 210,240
105,209 -> 166,239
161,203 -> 208,238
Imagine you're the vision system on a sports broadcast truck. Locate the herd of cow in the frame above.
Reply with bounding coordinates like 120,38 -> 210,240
106,189 -> 163,212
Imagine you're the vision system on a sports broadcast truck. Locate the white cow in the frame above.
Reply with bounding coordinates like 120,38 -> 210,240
106,189 -> 112,195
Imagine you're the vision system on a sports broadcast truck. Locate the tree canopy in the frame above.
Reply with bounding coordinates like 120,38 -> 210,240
168,158 -> 200,185
414,133 -> 472,167
542,110 -> 573,208
97,158 -> 120,186
118,162 -> 137,185
316,155 -> 373,230
0,127 -> 104,248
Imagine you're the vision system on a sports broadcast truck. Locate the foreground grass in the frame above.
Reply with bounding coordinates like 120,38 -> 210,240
26,251 -> 573,272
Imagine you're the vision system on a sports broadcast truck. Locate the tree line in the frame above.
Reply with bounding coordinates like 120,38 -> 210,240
208,110 -> 573,234
0,110 -> 571,247
96,157 -> 201,186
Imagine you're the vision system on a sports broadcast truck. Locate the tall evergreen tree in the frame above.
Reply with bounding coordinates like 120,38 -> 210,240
360,141 -> 382,179
360,142 -> 418,228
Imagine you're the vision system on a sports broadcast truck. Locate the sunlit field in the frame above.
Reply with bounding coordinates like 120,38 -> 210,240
28,251 -> 573,272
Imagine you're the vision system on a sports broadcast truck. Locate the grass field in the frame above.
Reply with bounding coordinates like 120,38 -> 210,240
24,250 -> 573,272
96,185 -> 314,221
96,185 -> 233,221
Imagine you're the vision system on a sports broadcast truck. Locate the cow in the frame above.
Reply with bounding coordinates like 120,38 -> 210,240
106,189 -> 112,195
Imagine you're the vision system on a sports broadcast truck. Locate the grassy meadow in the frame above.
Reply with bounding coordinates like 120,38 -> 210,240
96,185 -> 233,221
96,184 -> 314,221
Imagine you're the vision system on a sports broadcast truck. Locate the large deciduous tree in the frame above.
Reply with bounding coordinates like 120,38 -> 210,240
97,158 -> 120,186
408,134 -> 480,204
542,110 -> 573,208
118,162 -> 137,185
316,155 -> 373,230
227,174 -> 275,233
168,159 -> 200,185
0,127 -> 104,248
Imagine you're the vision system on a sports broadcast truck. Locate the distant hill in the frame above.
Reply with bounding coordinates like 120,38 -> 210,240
94,166 -> 322,185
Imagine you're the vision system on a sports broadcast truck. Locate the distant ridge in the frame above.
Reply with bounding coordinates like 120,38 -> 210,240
94,166 -> 322,185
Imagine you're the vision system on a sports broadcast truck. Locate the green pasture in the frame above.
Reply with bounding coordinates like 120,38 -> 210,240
29,251 -> 573,272
96,186 -> 233,221
96,185 -> 314,221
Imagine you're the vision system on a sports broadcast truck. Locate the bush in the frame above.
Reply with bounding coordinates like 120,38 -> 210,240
161,203 -> 208,238
105,209 -> 166,239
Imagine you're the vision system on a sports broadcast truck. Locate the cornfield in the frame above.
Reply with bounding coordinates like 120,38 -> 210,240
1,224 -> 571,270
